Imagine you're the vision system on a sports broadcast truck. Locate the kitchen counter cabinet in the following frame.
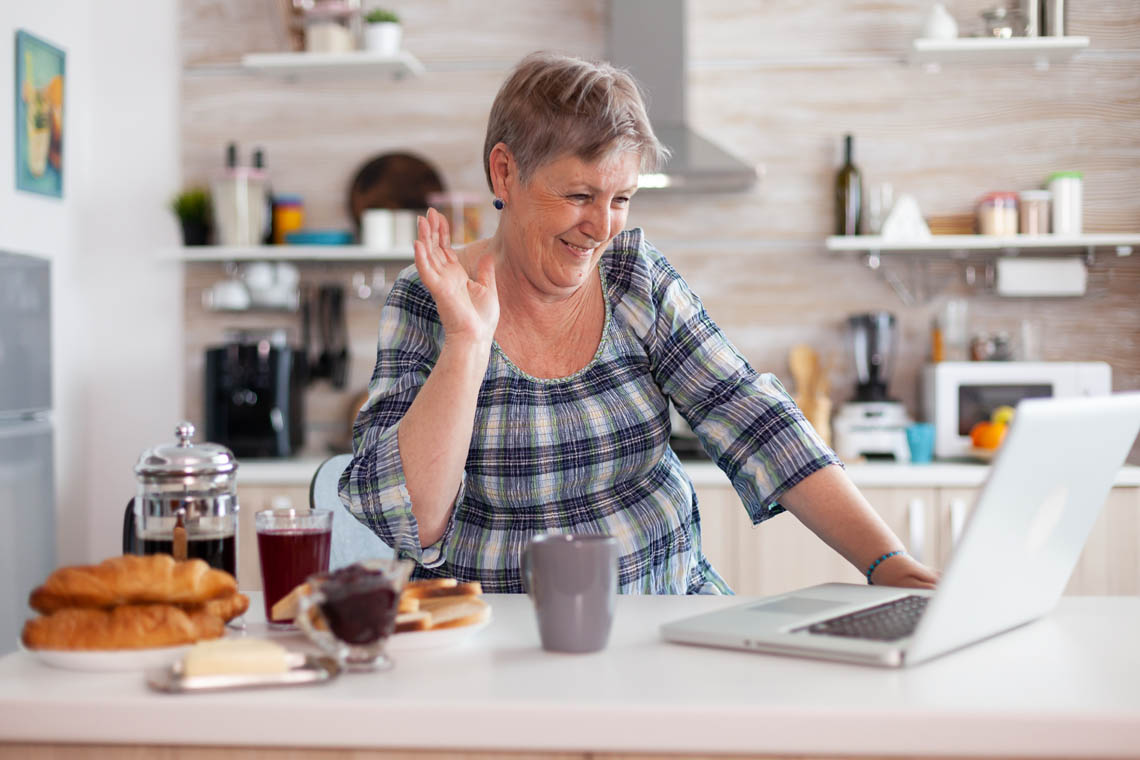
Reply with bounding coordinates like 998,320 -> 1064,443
697,479 -> 1140,597
700,484 -> 938,596
933,485 -> 1140,596
693,480 -> 1140,601
3,593 -> 1140,758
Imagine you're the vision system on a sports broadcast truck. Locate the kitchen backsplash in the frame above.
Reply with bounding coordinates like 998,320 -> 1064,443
180,0 -> 1140,462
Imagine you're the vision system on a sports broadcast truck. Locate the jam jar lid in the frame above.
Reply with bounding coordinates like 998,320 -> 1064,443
134,422 -> 237,478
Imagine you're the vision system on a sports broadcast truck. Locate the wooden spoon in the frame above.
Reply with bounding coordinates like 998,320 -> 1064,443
788,344 -> 819,400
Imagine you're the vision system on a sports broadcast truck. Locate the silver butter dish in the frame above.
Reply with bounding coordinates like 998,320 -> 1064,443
145,652 -> 340,694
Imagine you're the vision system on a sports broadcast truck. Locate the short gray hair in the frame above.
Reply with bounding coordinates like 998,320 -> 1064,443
482,52 -> 669,191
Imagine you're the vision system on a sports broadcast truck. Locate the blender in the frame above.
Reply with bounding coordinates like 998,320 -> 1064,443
832,312 -> 912,462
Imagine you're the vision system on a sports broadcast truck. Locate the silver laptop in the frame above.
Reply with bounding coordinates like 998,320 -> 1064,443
662,393 -> 1140,667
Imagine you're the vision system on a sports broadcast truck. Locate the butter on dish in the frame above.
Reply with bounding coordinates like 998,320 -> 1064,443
181,638 -> 289,677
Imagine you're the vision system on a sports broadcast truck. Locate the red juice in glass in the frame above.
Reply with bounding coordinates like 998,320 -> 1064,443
255,509 -> 333,628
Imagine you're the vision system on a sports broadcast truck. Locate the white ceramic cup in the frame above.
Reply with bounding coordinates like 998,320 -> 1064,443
206,279 -> 251,311
393,210 -> 419,249
362,209 -> 395,250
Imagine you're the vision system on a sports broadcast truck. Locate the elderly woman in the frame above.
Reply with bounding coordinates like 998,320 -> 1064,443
341,52 -> 938,594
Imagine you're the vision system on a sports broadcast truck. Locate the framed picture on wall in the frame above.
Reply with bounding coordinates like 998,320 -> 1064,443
14,30 -> 65,198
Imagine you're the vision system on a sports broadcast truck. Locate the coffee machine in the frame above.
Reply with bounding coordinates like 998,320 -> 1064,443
832,312 -> 912,462
205,329 -> 306,458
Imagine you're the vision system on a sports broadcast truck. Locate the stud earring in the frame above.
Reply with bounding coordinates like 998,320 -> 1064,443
493,198 -> 504,210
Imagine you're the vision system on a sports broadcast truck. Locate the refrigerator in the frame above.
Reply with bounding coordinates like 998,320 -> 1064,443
0,251 -> 55,654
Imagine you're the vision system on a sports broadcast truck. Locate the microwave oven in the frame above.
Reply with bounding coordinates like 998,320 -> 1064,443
921,361 -> 1112,459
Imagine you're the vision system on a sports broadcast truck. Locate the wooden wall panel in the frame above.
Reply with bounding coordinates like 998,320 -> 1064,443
179,0 -> 1140,462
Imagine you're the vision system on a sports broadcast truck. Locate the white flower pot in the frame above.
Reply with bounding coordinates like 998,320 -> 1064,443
364,22 -> 402,56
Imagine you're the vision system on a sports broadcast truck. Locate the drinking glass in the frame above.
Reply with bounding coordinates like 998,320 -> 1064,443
255,508 -> 333,630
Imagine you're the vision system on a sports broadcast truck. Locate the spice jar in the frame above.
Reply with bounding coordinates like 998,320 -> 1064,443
272,195 -> 304,245
1047,171 -> 1083,235
426,192 -> 483,245
977,192 -> 1019,236
1018,190 -> 1051,235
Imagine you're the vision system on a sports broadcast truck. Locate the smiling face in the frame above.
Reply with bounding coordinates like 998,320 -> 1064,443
494,147 -> 640,298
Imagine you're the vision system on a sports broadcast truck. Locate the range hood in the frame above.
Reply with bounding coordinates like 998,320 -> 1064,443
608,0 -> 758,192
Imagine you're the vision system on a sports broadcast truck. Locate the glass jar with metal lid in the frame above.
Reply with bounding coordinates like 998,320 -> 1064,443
123,421 -> 239,577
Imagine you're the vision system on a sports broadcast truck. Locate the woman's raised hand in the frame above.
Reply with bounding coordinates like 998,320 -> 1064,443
413,208 -> 499,346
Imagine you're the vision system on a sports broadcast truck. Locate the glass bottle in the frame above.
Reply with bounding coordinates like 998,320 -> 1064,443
835,134 -> 863,236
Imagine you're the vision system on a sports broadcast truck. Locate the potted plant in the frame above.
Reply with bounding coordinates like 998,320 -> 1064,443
363,8 -> 402,56
170,187 -> 212,246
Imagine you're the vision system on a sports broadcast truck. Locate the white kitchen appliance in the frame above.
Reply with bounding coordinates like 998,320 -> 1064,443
833,312 -> 911,462
662,393 -> 1140,667
832,402 -> 912,463
0,252 -> 56,655
922,361 -> 1111,459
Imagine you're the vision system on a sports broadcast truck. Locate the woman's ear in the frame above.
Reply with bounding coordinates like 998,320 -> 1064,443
488,142 -> 515,204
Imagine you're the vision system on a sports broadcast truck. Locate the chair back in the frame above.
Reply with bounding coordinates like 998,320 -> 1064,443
309,453 -> 394,568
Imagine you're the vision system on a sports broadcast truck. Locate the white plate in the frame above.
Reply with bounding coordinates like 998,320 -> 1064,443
19,641 -> 191,672
386,616 -> 491,652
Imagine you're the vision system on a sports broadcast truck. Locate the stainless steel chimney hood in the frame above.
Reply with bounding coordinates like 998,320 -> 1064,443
608,0 -> 757,192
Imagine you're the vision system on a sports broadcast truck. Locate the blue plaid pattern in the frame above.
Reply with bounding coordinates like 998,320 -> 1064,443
339,228 -> 841,593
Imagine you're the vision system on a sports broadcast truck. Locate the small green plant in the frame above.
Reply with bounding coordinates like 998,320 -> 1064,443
170,187 -> 211,224
364,8 -> 400,24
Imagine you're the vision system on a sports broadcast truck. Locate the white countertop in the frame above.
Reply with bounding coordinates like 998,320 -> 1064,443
2,593 -> 1139,756
237,456 -> 1140,489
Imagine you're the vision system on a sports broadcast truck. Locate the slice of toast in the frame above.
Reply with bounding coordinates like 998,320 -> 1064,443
400,578 -> 458,599
421,597 -> 490,630
269,582 -> 310,622
394,611 -> 432,633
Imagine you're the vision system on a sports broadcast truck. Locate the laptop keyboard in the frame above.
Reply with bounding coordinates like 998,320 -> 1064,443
794,595 -> 930,642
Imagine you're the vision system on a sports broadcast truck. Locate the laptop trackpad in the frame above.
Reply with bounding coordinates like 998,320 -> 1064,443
748,597 -> 848,616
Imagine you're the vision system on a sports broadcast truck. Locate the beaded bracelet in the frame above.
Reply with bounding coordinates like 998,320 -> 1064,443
865,550 -> 906,584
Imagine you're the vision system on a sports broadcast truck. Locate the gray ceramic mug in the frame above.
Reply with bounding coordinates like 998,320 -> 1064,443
523,533 -> 619,653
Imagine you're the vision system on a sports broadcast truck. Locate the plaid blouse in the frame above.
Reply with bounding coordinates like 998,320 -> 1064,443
339,228 -> 840,594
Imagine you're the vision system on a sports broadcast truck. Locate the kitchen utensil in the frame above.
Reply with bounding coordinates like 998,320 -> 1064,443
347,152 -> 445,229
523,533 -> 618,653
788,344 -> 832,446
788,344 -> 819,401
123,422 -> 239,578
310,285 -> 349,389
256,507 -> 333,630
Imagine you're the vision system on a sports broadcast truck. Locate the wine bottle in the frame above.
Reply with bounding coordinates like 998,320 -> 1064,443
252,147 -> 274,245
835,134 -> 863,236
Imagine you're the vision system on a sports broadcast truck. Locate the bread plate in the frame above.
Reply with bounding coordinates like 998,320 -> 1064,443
387,614 -> 491,652
19,640 -> 191,672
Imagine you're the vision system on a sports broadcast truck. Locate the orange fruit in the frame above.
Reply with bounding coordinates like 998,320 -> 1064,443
970,421 -> 1007,450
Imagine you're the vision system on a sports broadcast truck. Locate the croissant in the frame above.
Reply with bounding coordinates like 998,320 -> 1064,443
28,554 -> 237,614
186,591 -> 249,623
21,604 -> 224,650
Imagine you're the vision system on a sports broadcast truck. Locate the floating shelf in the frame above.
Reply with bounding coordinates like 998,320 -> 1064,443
909,36 -> 1090,66
239,50 -> 425,79
825,233 -> 1140,256
176,245 -> 414,262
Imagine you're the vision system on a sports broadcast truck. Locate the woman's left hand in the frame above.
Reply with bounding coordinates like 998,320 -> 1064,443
870,554 -> 939,589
